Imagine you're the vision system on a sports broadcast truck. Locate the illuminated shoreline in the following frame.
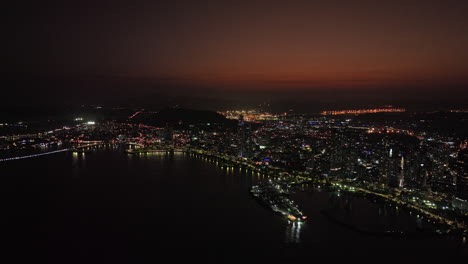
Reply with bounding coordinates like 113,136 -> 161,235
187,148 -> 467,235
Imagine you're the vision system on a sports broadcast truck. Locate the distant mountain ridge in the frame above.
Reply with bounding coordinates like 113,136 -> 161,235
137,108 -> 229,126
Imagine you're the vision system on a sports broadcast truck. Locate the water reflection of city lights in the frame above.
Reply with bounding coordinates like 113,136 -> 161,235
285,221 -> 302,244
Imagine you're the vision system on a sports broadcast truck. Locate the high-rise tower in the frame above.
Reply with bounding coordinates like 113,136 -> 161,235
238,115 -> 246,157
398,155 -> 405,188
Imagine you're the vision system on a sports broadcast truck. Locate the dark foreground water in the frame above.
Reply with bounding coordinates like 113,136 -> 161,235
1,146 -> 467,263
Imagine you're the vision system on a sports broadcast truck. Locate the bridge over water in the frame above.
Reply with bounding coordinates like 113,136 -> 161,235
0,141 -> 108,162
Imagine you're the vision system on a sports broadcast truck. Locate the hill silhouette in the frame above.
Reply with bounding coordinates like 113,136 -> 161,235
137,108 -> 230,126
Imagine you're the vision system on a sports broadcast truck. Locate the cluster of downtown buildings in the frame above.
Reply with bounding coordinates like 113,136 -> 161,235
190,111 -> 467,201
1,108 -> 468,221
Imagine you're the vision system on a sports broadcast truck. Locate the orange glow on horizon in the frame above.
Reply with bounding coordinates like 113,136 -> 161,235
136,68 -> 468,91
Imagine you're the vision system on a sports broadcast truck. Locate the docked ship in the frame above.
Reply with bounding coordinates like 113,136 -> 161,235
250,180 -> 307,223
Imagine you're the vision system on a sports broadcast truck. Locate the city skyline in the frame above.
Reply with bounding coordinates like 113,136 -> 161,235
3,1 -> 468,260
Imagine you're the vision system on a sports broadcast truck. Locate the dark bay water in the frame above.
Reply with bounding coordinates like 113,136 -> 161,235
1,146 -> 467,263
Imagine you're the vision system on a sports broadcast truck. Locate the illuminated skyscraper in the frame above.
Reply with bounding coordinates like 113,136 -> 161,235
238,115 -> 246,157
398,155 -> 405,188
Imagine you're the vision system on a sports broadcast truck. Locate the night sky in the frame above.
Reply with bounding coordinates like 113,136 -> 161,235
4,0 -> 468,109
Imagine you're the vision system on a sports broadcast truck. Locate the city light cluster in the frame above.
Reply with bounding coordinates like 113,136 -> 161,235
321,108 -> 405,115
367,127 -> 415,136
1,107 -> 467,234
218,110 -> 278,121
